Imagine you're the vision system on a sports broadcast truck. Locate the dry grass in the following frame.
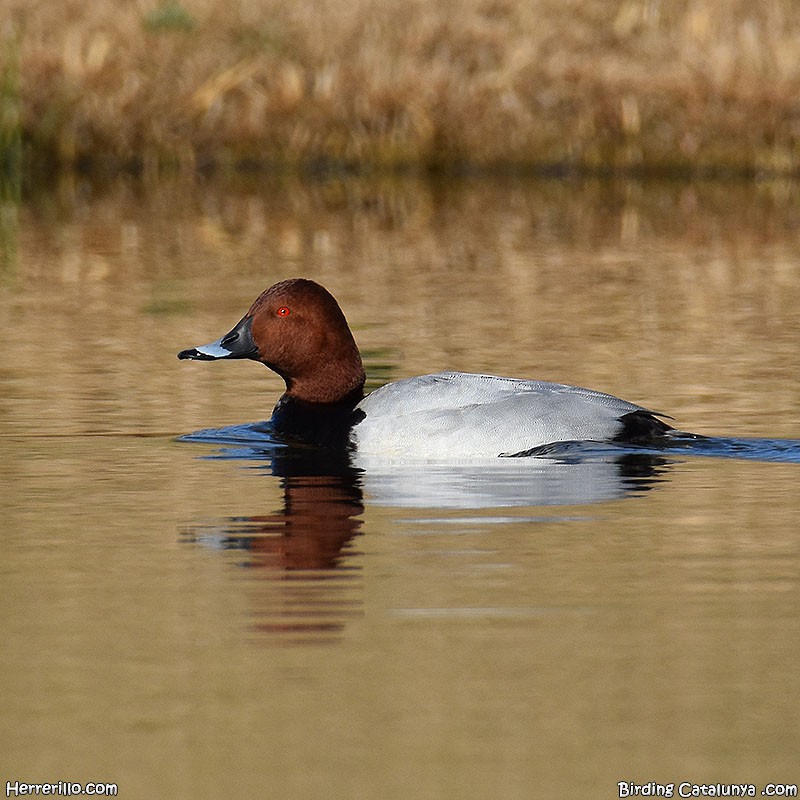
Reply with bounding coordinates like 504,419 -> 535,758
4,0 -> 800,175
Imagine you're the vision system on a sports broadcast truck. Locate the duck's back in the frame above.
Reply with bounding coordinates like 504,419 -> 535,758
351,372 -> 669,457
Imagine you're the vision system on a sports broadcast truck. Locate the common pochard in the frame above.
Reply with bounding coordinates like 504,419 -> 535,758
178,278 -> 677,457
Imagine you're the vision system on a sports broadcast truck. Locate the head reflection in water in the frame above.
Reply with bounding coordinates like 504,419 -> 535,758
181,449 -> 364,640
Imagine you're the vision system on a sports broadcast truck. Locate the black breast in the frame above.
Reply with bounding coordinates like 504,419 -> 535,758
269,395 -> 364,449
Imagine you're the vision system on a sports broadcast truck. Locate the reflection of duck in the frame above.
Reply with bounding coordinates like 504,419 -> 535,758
358,450 -> 672,509
182,449 -> 364,639
179,433 -> 673,640
179,278 -> 692,458
185,449 -> 364,570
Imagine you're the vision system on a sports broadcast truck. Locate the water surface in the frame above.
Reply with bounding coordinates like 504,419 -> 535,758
2,176 -> 799,798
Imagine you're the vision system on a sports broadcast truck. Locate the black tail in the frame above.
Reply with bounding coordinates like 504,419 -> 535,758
614,411 -> 674,444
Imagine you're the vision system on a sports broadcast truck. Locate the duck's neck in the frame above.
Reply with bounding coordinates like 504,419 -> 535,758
265,344 -> 366,405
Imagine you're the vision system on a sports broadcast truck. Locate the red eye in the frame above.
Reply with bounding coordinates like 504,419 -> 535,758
277,306 -> 291,317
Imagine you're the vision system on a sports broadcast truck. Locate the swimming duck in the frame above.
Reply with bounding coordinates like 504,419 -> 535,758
178,278 -> 675,457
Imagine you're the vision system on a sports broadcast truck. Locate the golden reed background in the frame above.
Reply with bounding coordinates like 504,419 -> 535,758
3,0 -> 800,174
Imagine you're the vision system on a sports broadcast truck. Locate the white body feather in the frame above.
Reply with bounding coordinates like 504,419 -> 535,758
351,372 -> 658,458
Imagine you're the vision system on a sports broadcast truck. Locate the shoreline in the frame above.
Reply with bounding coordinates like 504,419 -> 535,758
3,0 -> 800,178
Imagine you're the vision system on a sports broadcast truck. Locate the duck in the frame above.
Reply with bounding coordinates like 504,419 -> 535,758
178,278 -> 678,457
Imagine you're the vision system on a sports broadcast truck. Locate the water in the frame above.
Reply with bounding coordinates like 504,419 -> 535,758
2,176 -> 799,797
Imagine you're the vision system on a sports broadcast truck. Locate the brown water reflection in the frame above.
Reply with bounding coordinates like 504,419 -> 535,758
181,451 -> 364,642
2,176 -> 800,798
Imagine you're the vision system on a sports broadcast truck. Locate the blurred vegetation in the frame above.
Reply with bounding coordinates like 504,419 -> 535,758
142,1 -> 197,33
0,23 -> 21,185
0,26 -> 20,276
3,0 -> 800,177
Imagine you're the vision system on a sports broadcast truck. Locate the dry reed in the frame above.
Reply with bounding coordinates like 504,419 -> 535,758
4,0 -> 800,175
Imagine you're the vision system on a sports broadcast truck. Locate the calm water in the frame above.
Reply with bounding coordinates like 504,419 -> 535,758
2,176 -> 799,798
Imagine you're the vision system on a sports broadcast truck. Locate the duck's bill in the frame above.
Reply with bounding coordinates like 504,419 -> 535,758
177,316 -> 258,361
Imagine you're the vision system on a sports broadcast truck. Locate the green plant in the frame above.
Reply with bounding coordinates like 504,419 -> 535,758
0,29 -> 22,190
143,1 -> 196,33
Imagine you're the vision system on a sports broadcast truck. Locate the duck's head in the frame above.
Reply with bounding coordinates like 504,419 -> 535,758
178,278 -> 365,404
